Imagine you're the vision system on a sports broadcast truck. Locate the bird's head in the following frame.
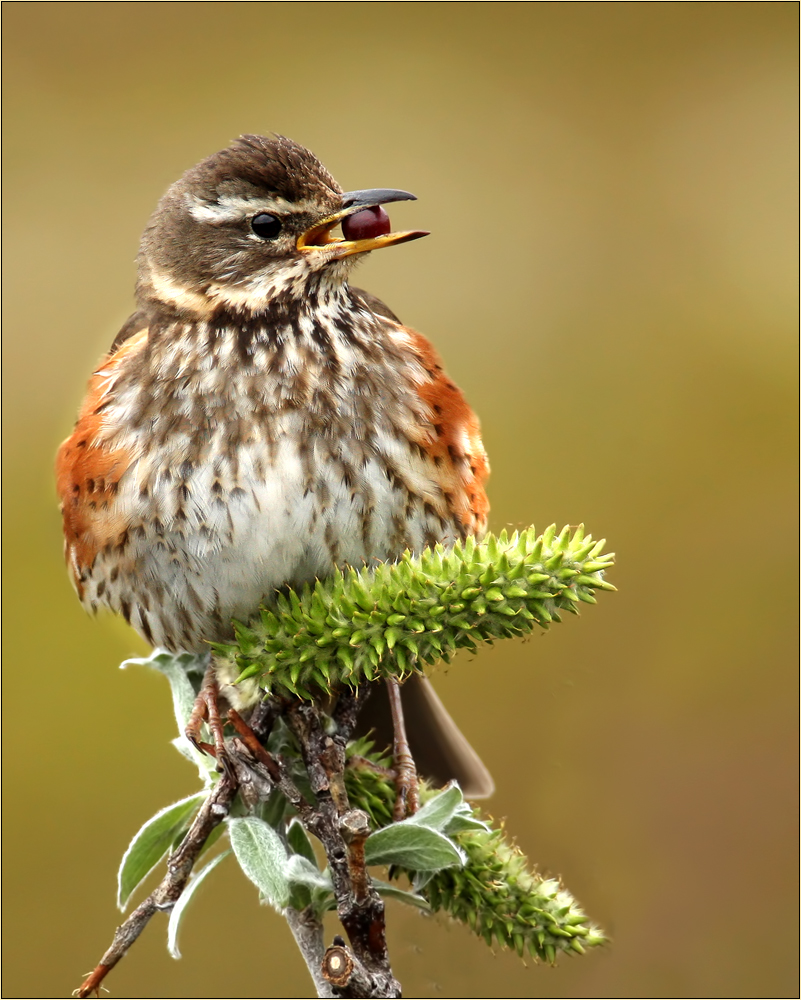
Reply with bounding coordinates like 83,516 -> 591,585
137,134 -> 428,314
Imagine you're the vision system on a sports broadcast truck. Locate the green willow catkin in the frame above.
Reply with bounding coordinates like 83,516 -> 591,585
213,524 -> 615,700
345,742 -> 606,963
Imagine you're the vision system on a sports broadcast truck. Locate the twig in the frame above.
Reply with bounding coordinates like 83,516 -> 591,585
332,684 -> 373,737
76,685 -> 401,999
321,940 -> 378,997
228,707 -> 315,823
289,698 -> 401,999
340,810 -> 372,904
286,906 -> 335,999
233,689 -> 401,996
73,771 -> 238,999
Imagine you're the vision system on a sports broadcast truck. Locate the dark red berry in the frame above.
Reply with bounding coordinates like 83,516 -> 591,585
342,205 -> 392,241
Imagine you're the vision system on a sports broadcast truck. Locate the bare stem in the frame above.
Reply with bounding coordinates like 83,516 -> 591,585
75,683 -> 402,998
73,772 -> 237,999
289,695 -> 401,998
285,906 -> 335,999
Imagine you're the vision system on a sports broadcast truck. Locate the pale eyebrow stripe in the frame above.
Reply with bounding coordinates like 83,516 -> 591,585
186,193 -> 327,224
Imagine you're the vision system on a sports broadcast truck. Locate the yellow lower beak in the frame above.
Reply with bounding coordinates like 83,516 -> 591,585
297,207 -> 428,259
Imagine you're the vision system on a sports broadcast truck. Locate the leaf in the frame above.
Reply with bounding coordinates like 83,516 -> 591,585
121,648 -> 207,731
287,861 -> 336,918
170,736 -> 218,783
407,783 -> 463,832
157,658 -> 203,731
122,649 -> 216,782
286,818 -> 317,865
228,816 -> 290,909
412,869 -> 436,892
371,878 -> 430,910
117,792 -> 206,911
288,884 -> 313,912
259,788 -> 290,829
167,851 -> 229,959
444,812 -> 492,835
285,855 -> 332,892
365,822 -> 465,871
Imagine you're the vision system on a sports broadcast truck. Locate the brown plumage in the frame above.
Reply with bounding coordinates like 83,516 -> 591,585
56,134 -> 492,798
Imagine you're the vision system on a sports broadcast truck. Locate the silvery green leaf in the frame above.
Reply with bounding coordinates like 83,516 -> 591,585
285,854 -> 332,891
286,818 -> 317,865
309,883 -> 336,917
412,869 -> 436,892
407,783 -> 463,832
167,850 -> 229,959
162,660 -> 205,731
288,884 -> 312,913
364,822 -> 465,871
117,792 -> 206,911
444,812 -> 491,834
120,648 -> 208,733
171,736 -> 217,784
119,648 -> 176,673
154,651 -> 206,730
259,788 -> 289,829
372,878 -> 430,910
121,649 -> 215,781
171,736 -> 200,766
229,816 -> 290,909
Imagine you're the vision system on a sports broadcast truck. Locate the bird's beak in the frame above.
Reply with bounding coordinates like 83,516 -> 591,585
297,188 -> 429,258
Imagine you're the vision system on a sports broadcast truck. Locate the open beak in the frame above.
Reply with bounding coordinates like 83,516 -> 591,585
297,188 -> 429,258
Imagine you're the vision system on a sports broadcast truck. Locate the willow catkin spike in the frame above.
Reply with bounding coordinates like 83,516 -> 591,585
220,525 -> 614,698
344,746 -> 606,963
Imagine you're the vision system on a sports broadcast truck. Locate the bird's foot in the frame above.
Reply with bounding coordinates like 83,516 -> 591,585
386,676 -> 420,820
185,663 -> 231,773
392,754 -> 420,821
347,754 -> 395,779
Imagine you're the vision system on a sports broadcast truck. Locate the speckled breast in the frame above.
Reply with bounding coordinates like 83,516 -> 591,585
57,294 -> 488,653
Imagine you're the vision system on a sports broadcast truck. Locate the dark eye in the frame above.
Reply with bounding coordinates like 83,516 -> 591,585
251,213 -> 282,239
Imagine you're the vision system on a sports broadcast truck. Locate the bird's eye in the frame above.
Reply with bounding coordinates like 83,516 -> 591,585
250,213 -> 282,239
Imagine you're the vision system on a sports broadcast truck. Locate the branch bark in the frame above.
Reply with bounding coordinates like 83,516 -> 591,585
75,684 -> 403,999
286,906 -> 335,999
288,694 -> 401,998
74,771 -> 238,999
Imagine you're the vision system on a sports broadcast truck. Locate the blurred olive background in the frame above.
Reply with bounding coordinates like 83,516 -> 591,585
3,3 -> 797,998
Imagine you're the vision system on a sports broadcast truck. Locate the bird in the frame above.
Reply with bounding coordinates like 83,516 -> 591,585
56,134 -> 493,813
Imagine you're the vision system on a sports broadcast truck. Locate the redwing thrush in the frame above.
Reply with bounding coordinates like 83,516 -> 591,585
56,135 -> 493,806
